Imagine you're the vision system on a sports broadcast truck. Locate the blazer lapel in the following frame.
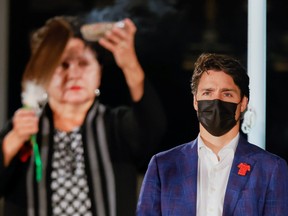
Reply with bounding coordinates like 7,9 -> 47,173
223,136 -> 256,216
181,139 -> 199,214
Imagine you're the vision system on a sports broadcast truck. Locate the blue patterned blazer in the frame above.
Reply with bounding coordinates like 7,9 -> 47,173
137,135 -> 288,215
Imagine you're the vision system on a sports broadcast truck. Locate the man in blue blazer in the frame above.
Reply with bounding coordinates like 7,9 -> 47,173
137,53 -> 288,216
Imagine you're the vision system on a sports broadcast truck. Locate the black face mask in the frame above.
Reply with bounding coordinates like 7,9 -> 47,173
197,99 -> 239,136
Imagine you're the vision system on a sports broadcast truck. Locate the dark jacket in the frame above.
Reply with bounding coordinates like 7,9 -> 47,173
0,80 -> 166,216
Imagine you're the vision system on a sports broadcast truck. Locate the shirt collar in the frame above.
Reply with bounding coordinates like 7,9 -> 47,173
197,133 -> 239,161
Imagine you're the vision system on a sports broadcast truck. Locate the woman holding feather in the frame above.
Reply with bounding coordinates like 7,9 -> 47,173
0,16 -> 166,216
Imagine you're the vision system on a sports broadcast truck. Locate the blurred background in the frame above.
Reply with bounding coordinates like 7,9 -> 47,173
2,0 -> 288,161
0,0 -> 288,211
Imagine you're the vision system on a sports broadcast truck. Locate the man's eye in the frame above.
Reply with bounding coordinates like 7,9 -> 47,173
224,93 -> 233,97
202,92 -> 211,96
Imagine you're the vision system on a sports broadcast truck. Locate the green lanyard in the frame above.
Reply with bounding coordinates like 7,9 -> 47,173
31,134 -> 42,182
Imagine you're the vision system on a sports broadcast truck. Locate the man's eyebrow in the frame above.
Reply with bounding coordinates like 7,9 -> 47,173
221,88 -> 236,91
221,88 -> 238,92
199,87 -> 214,91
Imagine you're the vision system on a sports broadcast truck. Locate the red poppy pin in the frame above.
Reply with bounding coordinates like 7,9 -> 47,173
237,163 -> 251,176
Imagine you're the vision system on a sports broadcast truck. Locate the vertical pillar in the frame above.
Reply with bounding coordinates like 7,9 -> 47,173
247,0 -> 266,149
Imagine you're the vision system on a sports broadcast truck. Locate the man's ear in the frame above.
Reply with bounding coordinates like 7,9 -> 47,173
193,95 -> 198,111
240,96 -> 249,112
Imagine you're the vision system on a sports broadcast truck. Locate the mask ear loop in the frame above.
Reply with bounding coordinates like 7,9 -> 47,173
230,98 -> 245,123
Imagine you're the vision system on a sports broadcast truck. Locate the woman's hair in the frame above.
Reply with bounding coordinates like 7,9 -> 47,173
191,53 -> 250,100
23,16 -> 106,89
22,16 -> 72,88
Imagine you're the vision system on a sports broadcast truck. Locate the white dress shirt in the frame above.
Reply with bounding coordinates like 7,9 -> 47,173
196,133 -> 239,216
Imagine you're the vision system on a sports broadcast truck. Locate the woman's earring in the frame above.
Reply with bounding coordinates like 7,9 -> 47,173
95,89 -> 100,96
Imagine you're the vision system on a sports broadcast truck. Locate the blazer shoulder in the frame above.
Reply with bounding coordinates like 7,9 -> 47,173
239,136 -> 288,165
155,139 -> 197,161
